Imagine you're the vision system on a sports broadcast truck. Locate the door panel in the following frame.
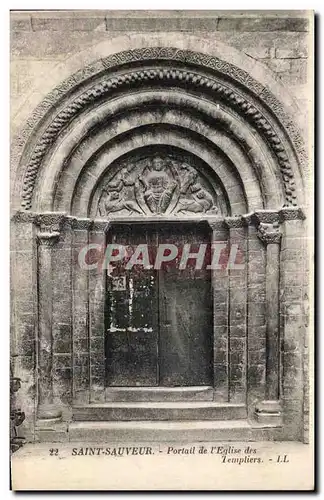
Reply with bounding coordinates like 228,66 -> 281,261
158,224 -> 213,386
105,225 -> 158,386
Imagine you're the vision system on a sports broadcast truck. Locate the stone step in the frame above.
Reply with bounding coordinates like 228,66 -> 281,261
72,402 -> 247,421
105,386 -> 214,402
68,420 -> 269,442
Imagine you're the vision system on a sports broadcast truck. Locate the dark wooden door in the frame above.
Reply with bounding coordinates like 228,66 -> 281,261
105,223 -> 213,387
105,224 -> 159,386
158,224 -> 213,386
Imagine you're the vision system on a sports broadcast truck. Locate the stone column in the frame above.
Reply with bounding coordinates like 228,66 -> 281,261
279,207 -> 306,440
36,213 -> 65,420
243,214 -> 267,417
11,211 -> 38,440
207,219 -> 229,402
255,214 -> 282,422
225,217 -> 248,404
89,220 -> 108,403
71,218 -> 93,404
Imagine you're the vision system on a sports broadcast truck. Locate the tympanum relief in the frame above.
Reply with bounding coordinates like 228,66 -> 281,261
97,156 -> 220,217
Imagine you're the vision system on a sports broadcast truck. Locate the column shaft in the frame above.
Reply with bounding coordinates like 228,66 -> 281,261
265,242 -> 280,400
37,232 -> 62,420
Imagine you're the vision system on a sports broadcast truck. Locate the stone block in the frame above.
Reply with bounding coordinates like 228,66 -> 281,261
230,347 -> 246,365
90,336 -> 104,352
230,363 -> 245,382
248,286 -> 266,302
230,324 -> 245,338
248,333 -> 267,352
283,302 -> 303,317
213,288 -> 228,303
248,364 -> 266,388
74,338 -> 89,354
213,301 -> 227,315
15,338 -> 35,357
31,15 -> 106,32
214,349 -> 227,366
280,285 -> 303,302
53,354 -> 72,370
247,312 -> 266,326
265,58 -> 291,74
90,363 -> 105,379
249,349 -> 266,365
281,271 -> 305,286
214,363 -> 228,385
53,323 -> 72,342
16,354 -> 35,372
90,384 -> 106,403
247,271 -> 266,285
290,59 -> 308,84
35,423 -> 68,443
217,16 -> 309,32
53,368 -> 72,400
73,373 -> 90,393
10,14 -> 32,31
276,47 -> 308,59
245,47 -> 272,59
53,338 -> 72,354
282,338 -> 302,354
254,400 -> 282,425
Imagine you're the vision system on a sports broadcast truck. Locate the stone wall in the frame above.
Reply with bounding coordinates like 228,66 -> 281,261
11,10 -> 311,133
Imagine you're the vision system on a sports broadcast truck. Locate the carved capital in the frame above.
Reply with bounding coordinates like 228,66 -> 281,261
257,222 -> 282,245
279,206 -> 306,221
36,212 -> 66,234
254,210 -> 280,225
71,217 -> 93,231
224,216 -> 245,229
206,218 -> 226,231
91,220 -> 110,232
11,210 -> 37,224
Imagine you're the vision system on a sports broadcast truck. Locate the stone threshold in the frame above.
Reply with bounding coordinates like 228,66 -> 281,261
34,417 -> 283,443
72,402 -> 247,421
67,420 -> 283,442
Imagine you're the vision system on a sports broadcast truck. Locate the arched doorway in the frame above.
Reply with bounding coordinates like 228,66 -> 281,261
11,46 -> 307,441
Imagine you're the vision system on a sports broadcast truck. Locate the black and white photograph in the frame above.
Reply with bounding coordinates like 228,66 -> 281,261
9,9 -> 314,490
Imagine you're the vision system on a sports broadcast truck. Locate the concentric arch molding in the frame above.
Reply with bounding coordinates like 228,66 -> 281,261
14,47 -> 307,211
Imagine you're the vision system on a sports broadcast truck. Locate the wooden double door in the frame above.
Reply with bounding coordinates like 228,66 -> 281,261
105,222 -> 213,387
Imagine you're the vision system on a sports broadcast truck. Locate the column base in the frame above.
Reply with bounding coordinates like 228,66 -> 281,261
254,400 -> 282,425
37,404 -> 62,421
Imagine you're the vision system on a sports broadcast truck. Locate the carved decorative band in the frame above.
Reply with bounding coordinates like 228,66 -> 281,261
254,210 -> 280,224
70,218 -> 93,231
279,207 -> 306,221
11,208 -> 306,231
206,219 -> 227,231
224,216 -> 247,229
20,60 -> 298,210
91,220 -> 110,232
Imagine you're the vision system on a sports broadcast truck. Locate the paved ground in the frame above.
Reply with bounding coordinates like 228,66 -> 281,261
11,441 -> 314,490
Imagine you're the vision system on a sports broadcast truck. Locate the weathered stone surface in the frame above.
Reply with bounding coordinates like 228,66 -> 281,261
10,10 -> 311,447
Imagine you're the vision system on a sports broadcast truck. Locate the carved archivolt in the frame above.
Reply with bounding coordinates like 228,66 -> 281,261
97,156 -> 220,217
16,48 -> 306,211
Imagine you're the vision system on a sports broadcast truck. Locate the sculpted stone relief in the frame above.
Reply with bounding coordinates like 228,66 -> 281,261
97,156 -> 219,217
